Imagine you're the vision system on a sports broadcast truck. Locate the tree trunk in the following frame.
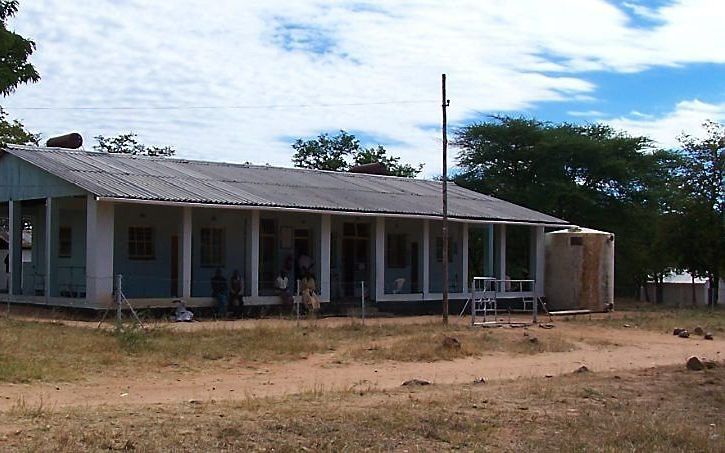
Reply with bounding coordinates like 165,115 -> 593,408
655,274 -> 664,305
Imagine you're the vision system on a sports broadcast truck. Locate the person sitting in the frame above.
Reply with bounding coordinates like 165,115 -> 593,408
229,269 -> 244,317
211,268 -> 228,318
300,271 -> 320,314
275,270 -> 294,306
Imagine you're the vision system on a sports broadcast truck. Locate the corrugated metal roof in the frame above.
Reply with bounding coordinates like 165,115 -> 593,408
2,145 -> 569,225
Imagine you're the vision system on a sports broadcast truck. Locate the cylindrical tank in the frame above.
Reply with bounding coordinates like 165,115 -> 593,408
544,227 -> 614,312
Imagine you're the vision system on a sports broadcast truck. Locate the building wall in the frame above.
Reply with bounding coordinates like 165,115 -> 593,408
0,154 -> 84,201
429,221 -> 464,293
641,282 -> 708,306
191,208 -> 249,297
256,211 -> 320,296
384,218 -> 423,294
53,198 -> 89,298
330,215 -> 376,300
113,204 -> 181,298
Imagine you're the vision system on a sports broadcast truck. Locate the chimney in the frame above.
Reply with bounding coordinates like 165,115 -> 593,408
349,162 -> 389,176
46,133 -> 83,149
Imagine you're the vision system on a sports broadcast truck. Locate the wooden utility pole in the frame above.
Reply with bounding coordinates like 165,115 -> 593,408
441,73 -> 450,325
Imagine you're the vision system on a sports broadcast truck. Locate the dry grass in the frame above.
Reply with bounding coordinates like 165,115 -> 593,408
560,304 -> 725,335
0,318 -> 575,383
1,365 -> 722,452
347,328 -> 575,362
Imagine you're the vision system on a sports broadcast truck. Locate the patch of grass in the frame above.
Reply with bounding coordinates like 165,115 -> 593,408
0,319 -> 579,382
562,304 -> 725,334
1,365 -> 722,452
347,329 -> 575,362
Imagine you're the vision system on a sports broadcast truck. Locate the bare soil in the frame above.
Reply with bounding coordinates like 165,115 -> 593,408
0,316 -> 721,411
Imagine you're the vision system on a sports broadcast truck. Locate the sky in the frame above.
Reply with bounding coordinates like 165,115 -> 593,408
3,0 -> 725,176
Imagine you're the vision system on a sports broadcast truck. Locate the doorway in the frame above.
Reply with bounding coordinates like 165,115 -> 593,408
341,222 -> 370,298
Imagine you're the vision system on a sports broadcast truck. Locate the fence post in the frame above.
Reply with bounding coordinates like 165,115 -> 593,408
114,274 -> 123,324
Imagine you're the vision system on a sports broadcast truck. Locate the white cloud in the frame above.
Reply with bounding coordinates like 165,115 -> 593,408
606,99 -> 725,147
3,0 -> 725,175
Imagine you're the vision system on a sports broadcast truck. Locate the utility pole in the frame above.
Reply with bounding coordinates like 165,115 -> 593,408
441,73 -> 450,325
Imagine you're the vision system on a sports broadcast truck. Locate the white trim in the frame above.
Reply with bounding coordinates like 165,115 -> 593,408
8,201 -> 21,295
45,197 -> 52,303
249,209 -> 260,298
97,197 -> 570,228
462,223 -> 469,293
85,196 -> 114,306
496,224 -> 506,282
530,226 -> 545,297
422,220 -> 430,298
320,214 -> 331,301
182,206 -> 192,299
375,216 -> 385,300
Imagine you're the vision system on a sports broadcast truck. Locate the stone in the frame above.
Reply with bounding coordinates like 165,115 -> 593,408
673,328 -> 684,336
704,333 -> 714,340
402,379 -> 431,387
686,356 -> 704,371
678,330 -> 690,338
574,365 -> 589,374
442,336 -> 461,350
473,377 -> 486,385
693,326 -> 705,336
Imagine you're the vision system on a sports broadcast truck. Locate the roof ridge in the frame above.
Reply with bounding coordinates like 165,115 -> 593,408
4,144 -> 430,182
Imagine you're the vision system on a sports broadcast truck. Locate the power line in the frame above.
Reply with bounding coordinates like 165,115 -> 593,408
6,99 -> 438,111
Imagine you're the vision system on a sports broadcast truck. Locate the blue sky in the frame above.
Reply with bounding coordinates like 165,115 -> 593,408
3,0 -> 724,176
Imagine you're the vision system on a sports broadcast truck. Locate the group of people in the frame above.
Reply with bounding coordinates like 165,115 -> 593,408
210,265 -> 321,318
211,268 -> 244,318
274,269 -> 320,315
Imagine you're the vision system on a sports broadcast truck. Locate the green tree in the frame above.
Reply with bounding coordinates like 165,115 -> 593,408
0,1 -> 39,96
291,130 -> 422,177
454,116 -> 674,295
94,133 -> 175,157
672,120 -> 724,305
0,106 -> 38,146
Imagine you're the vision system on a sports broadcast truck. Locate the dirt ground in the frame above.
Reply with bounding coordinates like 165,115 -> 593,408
0,313 -> 721,411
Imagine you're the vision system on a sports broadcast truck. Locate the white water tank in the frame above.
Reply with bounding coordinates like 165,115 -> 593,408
544,227 -> 614,312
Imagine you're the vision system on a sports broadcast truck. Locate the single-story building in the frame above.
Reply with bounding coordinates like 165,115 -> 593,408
0,145 -> 570,310
640,273 -> 725,306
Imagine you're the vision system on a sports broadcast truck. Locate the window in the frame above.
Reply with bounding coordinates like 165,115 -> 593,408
58,226 -> 72,258
387,234 -> 407,268
200,228 -> 225,267
128,227 -> 155,260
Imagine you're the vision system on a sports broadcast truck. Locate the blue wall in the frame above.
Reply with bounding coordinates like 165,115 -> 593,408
0,154 -> 84,201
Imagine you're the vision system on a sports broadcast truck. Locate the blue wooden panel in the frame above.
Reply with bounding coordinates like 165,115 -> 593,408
0,154 -> 85,201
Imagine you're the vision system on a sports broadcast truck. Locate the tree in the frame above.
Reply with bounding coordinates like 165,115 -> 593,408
291,130 -> 422,177
673,120 -> 724,305
94,133 -> 175,157
0,106 -> 38,147
454,116 -> 675,295
1,0 -> 40,96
